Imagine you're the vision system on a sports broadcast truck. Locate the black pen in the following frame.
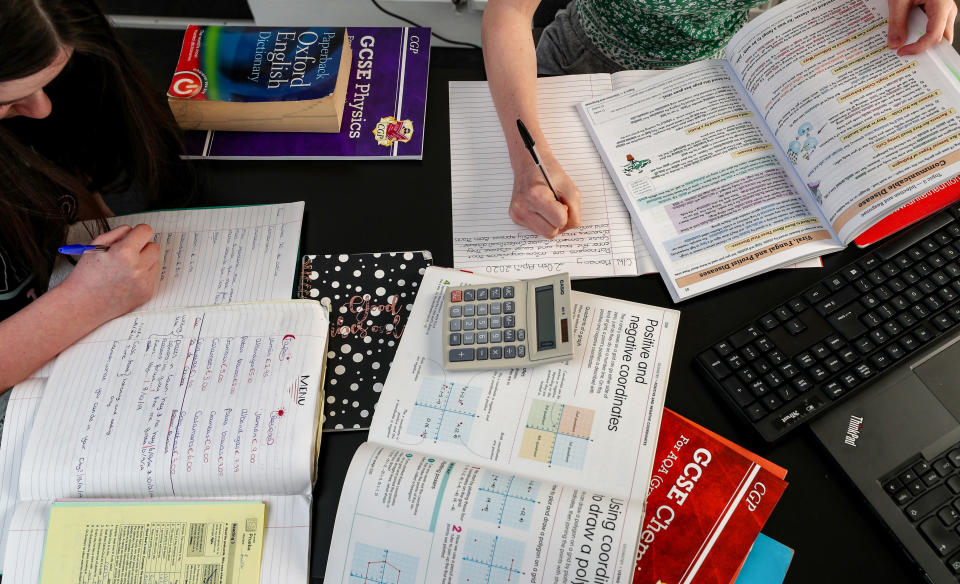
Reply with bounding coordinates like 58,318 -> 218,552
516,119 -> 560,201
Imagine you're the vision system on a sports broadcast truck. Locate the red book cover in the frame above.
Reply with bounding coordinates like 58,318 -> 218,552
854,176 -> 960,247
634,410 -> 788,584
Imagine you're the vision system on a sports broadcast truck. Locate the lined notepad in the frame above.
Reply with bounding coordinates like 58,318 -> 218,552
449,73 -> 660,279
50,202 -> 304,311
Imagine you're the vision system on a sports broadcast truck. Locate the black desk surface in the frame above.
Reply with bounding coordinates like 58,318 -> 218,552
119,31 -> 924,583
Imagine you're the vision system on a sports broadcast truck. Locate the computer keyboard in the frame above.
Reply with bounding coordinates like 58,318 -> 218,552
697,204 -> 960,442
882,443 -> 960,575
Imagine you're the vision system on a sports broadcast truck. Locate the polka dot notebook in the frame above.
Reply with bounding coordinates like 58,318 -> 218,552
298,251 -> 433,431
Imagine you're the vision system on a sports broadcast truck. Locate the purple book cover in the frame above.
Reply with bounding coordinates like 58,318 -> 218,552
182,27 -> 430,159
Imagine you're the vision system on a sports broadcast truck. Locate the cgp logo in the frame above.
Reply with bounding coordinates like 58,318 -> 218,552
169,71 -> 203,98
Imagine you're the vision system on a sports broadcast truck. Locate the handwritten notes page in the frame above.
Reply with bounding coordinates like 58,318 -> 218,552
52,202 -> 304,310
0,380 -> 44,571
449,75 -> 659,279
18,301 -> 328,502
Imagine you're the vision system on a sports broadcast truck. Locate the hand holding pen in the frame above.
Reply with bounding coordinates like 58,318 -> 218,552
509,119 -> 582,239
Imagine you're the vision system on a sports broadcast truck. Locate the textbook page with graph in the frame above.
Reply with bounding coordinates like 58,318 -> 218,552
323,266 -> 680,584
0,301 -> 329,584
579,0 -> 960,301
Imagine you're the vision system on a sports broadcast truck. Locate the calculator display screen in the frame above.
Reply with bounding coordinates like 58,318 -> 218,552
535,285 -> 556,350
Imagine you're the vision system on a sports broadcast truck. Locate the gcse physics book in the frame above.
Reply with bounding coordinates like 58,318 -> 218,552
323,266 -> 680,584
183,27 -> 430,160
577,0 -> 960,301
0,301 -> 330,584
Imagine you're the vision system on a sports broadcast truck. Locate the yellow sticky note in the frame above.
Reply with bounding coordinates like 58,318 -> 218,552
40,500 -> 266,584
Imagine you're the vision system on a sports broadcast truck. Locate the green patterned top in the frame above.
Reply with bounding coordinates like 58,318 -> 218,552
576,0 -> 767,69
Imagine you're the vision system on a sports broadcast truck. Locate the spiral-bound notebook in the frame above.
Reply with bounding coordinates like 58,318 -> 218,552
298,251 -> 433,431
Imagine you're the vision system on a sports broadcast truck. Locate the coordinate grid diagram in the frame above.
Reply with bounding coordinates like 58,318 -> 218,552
349,543 -> 419,584
460,530 -> 525,584
518,399 -> 594,469
407,377 -> 483,443
472,471 -> 540,530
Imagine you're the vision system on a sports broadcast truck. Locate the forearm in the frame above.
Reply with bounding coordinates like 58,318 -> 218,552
0,282 -> 111,389
482,0 -> 552,170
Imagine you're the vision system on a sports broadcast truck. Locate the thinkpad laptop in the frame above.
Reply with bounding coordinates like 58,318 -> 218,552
812,329 -> 960,583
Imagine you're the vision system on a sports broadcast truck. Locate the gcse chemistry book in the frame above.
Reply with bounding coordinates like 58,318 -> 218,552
633,410 -> 788,584
578,0 -> 960,301
183,27 -> 429,160
0,301 -> 330,584
323,267 -> 680,584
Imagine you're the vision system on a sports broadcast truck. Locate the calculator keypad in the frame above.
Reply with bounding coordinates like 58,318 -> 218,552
447,287 -> 526,365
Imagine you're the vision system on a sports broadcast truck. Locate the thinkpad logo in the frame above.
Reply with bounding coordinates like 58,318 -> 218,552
844,415 -> 864,446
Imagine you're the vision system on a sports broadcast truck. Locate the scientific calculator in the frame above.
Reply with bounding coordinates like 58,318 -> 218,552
442,274 -> 574,370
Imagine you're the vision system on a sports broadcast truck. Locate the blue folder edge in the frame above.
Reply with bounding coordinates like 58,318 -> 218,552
734,533 -> 794,584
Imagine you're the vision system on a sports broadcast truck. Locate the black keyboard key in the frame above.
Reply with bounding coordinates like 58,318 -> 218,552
759,314 -> 779,330
824,381 -> 844,399
779,362 -> 799,378
699,351 -> 731,379
861,256 -> 880,270
840,372 -> 859,389
882,321 -> 903,337
938,286 -> 957,302
738,369 -> 757,383
901,469 -> 919,484
730,326 -> 760,348
862,311 -> 883,328
761,393 -> 782,411
741,345 -> 760,361
788,297 -> 807,313
768,350 -> 786,365
764,371 -> 785,387
934,458 -> 954,477
854,278 -> 873,293
923,470 -> 940,486
877,304 -> 897,320
784,318 -> 806,335
843,264 -> 865,281
749,379 -> 770,397
893,254 -> 913,269
792,376 -> 812,392
714,340 -> 734,356
919,515 -> 960,556
900,335 -> 920,352
774,306 -> 792,321
824,355 -> 843,372
817,286 -> 859,315
869,329 -> 889,345
906,288 -> 925,303
934,314 -> 954,331
949,449 -> 960,467
777,386 -> 797,402
839,347 -> 858,364
745,402 -> 767,422
885,479 -> 902,494
871,352 -> 893,369
826,275 -> 846,291
939,506 -> 960,526
915,460 -> 932,475
881,262 -> 900,277
855,337 -> 875,354
947,550 -> 960,574
826,335 -> 845,350
753,360 -> 771,375
805,285 -> 829,304
926,295 -> 944,311
895,489 -> 913,505
722,378 -> 754,407
915,326 -> 935,343
948,476 -> 960,493
905,485 -> 951,521
809,365 -> 829,381
811,343 -> 830,359
908,479 -> 927,496
755,337 -> 774,352
896,312 -> 917,328
828,304 -> 868,339
886,344 -> 906,361
876,285 -> 894,300
903,269 -> 921,284
867,270 -> 887,285
933,270 -> 951,286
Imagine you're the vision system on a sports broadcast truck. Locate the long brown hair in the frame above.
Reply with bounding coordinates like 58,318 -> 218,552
0,0 -> 188,282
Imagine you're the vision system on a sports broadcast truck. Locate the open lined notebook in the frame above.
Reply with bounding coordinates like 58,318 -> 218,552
0,302 -> 329,584
0,202 -> 327,583
449,75 -> 820,280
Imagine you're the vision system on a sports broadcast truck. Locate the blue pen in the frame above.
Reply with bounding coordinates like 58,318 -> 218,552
58,244 -> 110,255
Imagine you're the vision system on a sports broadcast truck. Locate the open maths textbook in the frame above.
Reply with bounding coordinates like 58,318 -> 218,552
323,267 -> 680,584
578,0 -> 960,301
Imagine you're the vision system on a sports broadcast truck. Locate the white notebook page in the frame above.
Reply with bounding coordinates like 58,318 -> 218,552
0,380 -> 44,573
449,75 -> 658,279
50,202 -> 304,310
18,301 -> 326,502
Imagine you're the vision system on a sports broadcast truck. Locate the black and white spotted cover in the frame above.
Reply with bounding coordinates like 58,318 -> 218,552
299,251 -> 432,431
